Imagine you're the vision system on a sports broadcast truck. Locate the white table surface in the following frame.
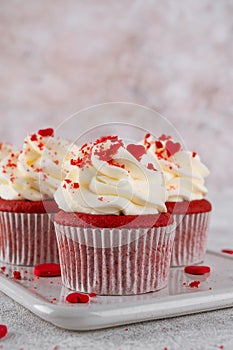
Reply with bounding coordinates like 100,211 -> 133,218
0,197 -> 233,350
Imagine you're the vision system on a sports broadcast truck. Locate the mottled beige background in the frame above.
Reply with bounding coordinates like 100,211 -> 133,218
0,1 -> 233,210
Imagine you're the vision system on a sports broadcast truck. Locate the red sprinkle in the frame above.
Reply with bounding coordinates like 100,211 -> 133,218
34,263 -> 61,277
0,267 -> 6,272
155,140 -> 163,149
0,325 -> 7,339
13,271 -> 21,280
66,292 -> 89,304
184,265 -> 211,275
94,137 -> 123,161
159,134 -> 171,141
144,133 -> 151,150
38,128 -> 54,137
89,292 -> 97,297
221,249 -> 233,255
147,163 -> 157,171
30,134 -> 38,142
126,144 -> 146,161
72,182 -> 80,189
189,280 -> 200,288
192,152 -> 197,158
64,179 -> 72,184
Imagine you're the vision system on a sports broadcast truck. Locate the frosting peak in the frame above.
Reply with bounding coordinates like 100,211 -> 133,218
0,128 -> 79,201
55,136 -> 167,215
142,134 -> 209,202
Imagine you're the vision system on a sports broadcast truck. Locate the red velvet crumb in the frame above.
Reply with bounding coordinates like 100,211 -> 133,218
147,163 -> 157,171
189,281 -> 200,288
13,271 -> 21,280
38,128 -> 54,137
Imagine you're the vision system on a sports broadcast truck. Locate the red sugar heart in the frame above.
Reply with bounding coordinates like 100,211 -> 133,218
0,325 -> 7,339
34,263 -> 61,277
184,265 -> 211,275
165,140 -> 181,157
126,144 -> 146,161
66,292 -> 89,304
38,128 -> 54,137
221,249 -> 233,255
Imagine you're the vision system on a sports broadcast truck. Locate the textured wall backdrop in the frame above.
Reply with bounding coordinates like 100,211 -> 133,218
0,1 -> 233,218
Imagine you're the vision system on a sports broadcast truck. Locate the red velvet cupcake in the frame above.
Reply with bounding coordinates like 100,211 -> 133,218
0,198 -> 59,265
166,199 -> 211,266
0,128 -> 77,266
54,136 -> 175,295
142,134 -> 212,267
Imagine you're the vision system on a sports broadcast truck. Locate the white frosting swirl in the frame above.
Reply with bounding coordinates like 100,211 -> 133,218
143,134 -> 209,202
55,136 -> 167,215
0,142 -> 17,162
0,129 -> 79,201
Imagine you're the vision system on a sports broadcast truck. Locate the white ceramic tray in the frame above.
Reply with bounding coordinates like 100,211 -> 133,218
0,250 -> 233,331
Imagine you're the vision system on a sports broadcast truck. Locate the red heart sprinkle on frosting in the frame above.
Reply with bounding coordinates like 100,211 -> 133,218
66,292 -> 90,303
38,128 -> 54,137
165,140 -> 181,157
127,144 -> 146,161
184,265 -> 211,275
0,325 -> 7,339
189,280 -> 200,288
34,263 -> 61,277
221,249 -> 233,255
13,271 -> 21,280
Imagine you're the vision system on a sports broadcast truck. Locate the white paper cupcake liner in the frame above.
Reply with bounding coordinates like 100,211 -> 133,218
170,212 -> 210,267
55,223 -> 175,295
0,212 -> 59,266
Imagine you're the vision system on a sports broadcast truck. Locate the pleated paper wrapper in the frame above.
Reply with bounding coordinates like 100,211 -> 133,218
55,223 -> 175,295
0,212 -> 59,266
170,212 -> 210,267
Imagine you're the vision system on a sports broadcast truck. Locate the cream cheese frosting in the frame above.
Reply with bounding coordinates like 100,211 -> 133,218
142,134 -> 209,202
54,135 -> 167,215
0,142 -> 17,162
0,128 -> 79,201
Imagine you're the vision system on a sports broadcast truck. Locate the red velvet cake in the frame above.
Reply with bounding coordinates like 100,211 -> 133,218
166,199 -> 212,266
0,128 -> 73,266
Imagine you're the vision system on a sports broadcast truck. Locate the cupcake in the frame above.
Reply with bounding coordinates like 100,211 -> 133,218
142,134 -> 212,267
0,128 -> 77,266
54,135 -> 175,295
